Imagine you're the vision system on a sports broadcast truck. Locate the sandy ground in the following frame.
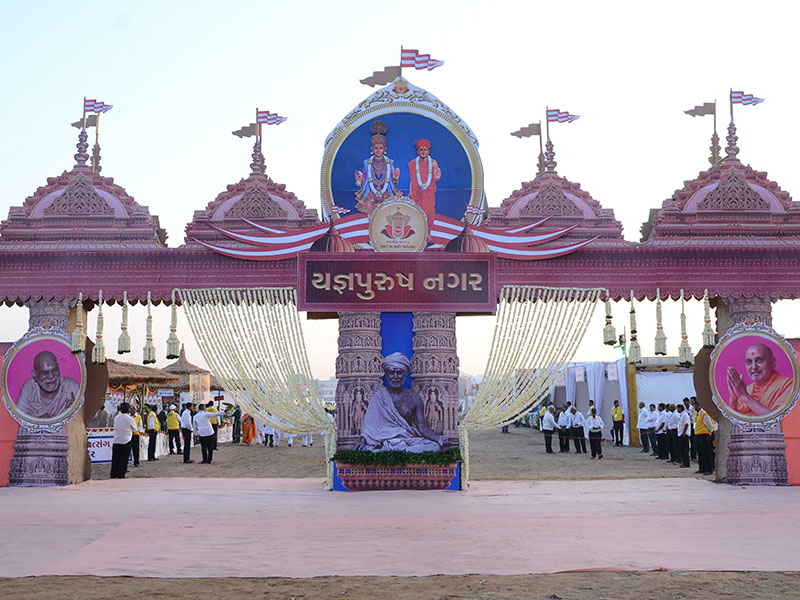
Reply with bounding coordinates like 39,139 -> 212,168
90,427 -> 715,481
2,572 -> 799,600
3,428 -> 789,600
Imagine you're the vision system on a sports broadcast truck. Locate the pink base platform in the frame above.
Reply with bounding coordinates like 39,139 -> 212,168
0,477 -> 798,578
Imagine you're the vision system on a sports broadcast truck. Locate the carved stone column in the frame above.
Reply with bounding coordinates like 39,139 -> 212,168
719,296 -> 788,486
335,312 -> 383,450
26,298 -> 71,331
8,429 -> 69,486
411,312 -> 459,446
725,296 -> 772,328
8,300 -> 73,486
726,424 -> 788,485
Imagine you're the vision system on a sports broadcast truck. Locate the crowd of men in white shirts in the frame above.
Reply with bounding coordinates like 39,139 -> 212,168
536,396 -> 716,474
110,401 -> 227,477
539,403 -> 607,459
635,397 -> 716,475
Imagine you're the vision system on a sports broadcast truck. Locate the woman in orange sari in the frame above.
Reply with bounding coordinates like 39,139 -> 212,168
242,413 -> 257,445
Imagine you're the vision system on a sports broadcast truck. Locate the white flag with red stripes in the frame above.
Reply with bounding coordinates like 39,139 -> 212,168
400,48 -> 444,71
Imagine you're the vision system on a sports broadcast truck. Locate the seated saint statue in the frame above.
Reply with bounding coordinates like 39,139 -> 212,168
355,352 -> 448,452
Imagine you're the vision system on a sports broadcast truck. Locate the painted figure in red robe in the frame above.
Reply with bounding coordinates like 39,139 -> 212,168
407,139 -> 441,241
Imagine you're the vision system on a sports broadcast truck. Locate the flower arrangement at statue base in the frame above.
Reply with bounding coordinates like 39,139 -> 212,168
331,448 -> 461,491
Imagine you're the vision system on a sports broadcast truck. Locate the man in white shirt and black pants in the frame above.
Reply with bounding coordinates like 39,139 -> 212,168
636,402 -> 650,453
180,402 -> 195,464
655,403 -> 669,460
194,403 -> 221,464
586,408 -> 604,459
110,402 -> 137,479
557,407 -> 571,453
570,406 -> 586,454
541,406 -> 557,454
676,403 -> 691,468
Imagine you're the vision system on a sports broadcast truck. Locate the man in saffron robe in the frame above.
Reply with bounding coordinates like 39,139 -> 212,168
241,413 -> 257,445
726,343 -> 794,416
407,139 -> 441,237
16,351 -> 80,419
355,352 -> 448,452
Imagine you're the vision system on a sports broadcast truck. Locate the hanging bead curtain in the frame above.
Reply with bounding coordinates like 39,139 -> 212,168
177,287 -> 337,489
459,285 -> 605,489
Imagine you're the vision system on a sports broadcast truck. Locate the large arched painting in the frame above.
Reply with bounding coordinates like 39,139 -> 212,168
321,78 -> 484,224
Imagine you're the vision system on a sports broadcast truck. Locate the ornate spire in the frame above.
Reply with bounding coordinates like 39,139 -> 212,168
544,138 -> 557,172
725,119 -> 739,159
250,138 -> 266,175
74,128 -> 89,166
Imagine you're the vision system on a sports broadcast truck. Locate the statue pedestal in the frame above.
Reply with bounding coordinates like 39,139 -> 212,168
333,461 -> 460,491
726,425 -> 788,486
8,429 -> 69,486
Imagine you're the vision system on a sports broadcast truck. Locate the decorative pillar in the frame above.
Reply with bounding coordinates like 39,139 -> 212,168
335,312 -> 383,450
8,300 -> 73,486
719,296 -> 788,486
726,424 -> 788,485
411,312 -> 459,445
26,298 -> 71,332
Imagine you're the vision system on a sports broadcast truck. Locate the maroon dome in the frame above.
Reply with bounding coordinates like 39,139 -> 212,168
309,223 -> 355,252
444,224 -> 489,253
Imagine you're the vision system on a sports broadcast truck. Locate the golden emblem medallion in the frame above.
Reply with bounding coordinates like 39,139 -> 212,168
368,197 -> 428,252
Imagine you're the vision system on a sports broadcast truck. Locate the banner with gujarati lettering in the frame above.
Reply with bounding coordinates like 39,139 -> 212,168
298,253 -> 495,312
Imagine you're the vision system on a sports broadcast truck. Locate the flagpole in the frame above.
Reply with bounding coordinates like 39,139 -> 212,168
400,45 -> 403,76
713,100 -> 717,133
93,112 -> 101,173
729,88 -> 733,123
537,120 -> 545,175
545,106 -> 550,141
82,97 -> 87,128
538,120 -> 544,155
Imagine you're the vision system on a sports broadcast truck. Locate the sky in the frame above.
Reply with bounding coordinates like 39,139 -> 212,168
1,1 -> 799,379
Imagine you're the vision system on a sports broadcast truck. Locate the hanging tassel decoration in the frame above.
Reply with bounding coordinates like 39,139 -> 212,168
71,292 -> 86,353
92,290 -> 106,364
143,291 -> 156,364
702,288 -> 715,349
678,289 -> 694,367
628,290 -> 642,364
166,289 -> 181,359
654,287 -> 667,356
118,291 -> 131,354
603,298 -> 616,345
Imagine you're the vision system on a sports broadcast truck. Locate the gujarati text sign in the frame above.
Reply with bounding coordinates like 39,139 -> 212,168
298,253 -> 496,312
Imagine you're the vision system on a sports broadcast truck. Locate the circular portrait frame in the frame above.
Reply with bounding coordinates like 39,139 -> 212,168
1,329 -> 87,433
708,322 -> 799,428
321,78 -> 484,224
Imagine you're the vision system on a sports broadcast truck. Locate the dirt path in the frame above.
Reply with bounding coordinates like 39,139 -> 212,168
90,427 -> 714,482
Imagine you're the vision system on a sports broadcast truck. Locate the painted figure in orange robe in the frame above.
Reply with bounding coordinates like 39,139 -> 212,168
407,139 -> 441,242
726,343 -> 794,416
241,413 -> 257,445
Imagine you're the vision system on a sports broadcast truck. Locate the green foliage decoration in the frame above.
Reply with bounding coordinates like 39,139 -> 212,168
332,448 -> 461,467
